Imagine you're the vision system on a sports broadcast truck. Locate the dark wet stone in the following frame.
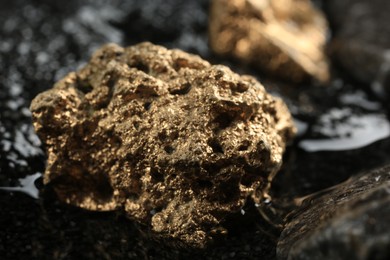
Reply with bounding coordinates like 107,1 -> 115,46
277,165 -> 390,260
269,79 -> 390,198
325,0 -> 390,94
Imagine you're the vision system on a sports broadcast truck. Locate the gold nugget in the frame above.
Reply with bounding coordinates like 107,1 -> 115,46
209,0 -> 330,83
30,42 -> 295,247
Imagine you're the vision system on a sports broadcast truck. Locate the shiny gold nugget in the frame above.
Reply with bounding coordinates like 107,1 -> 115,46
30,42 -> 296,247
209,0 -> 330,82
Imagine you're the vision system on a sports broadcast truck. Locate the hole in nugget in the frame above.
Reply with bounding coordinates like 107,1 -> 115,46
150,168 -> 164,182
197,179 -> 213,189
143,102 -> 152,111
208,139 -> 224,154
169,83 -> 192,95
214,112 -> 235,129
132,61 -> 149,73
238,141 -> 250,151
163,145 -> 174,154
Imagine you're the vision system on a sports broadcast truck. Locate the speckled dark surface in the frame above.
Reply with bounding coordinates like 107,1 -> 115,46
1,0 -> 390,259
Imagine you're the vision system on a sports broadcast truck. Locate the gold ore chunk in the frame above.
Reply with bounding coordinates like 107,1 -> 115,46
209,0 -> 330,83
30,42 -> 296,247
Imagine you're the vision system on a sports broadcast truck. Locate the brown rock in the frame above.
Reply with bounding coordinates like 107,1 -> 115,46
209,0 -> 330,83
30,42 -> 295,247
277,165 -> 390,259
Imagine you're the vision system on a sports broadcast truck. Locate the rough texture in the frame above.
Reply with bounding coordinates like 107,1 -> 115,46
277,165 -> 390,260
209,0 -> 330,83
30,42 -> 295,247
325,0 -> 390,93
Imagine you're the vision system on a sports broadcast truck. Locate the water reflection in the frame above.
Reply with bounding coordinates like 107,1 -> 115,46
299,108 -> 390,152
339,90 -> 381,110
0,172 -> 41,199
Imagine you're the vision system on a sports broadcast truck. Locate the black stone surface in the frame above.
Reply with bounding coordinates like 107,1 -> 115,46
324,0 -> 390,95
277,165 -> 390,260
